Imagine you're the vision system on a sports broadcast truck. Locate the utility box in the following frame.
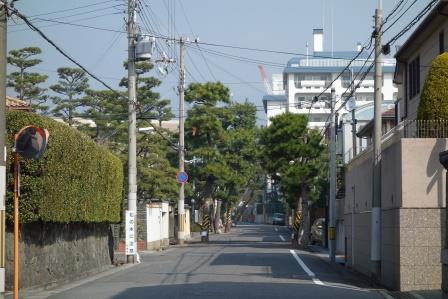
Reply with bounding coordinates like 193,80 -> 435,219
135,35 -> 155,61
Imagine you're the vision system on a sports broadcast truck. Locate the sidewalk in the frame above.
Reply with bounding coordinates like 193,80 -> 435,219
308,245 -> 443,299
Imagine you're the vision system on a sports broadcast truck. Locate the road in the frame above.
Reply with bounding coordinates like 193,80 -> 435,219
36,224 -> 385,299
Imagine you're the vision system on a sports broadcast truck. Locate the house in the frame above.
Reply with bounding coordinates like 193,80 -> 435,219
6,96 -> 32,112
356,107 -> 396,147
344,0 -> 448,291
338,101 -> 395,163
394,0 -> 448,121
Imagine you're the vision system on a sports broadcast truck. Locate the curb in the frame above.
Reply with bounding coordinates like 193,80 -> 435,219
6,263 -> 138,299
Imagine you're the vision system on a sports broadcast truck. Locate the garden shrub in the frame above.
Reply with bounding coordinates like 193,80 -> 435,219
6,111 -> 123,223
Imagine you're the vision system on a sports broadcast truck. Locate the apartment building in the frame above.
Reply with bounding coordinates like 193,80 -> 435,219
263,29 -> 397,132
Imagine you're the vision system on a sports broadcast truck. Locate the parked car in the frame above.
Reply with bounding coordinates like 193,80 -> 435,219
272,213 -> 285,225
310,218 -> 325,245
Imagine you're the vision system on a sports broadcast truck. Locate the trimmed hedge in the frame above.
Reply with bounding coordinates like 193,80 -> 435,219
6,111 -> 123,223
417,52 -> 448,120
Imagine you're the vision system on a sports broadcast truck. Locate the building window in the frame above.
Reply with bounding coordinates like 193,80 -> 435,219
440,30 -> 445,54
408,56 -> 420,99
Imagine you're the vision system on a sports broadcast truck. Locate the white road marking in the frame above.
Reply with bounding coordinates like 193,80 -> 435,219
313,278 -> 324,285
274,227 -> 278,232
290,249 -> 324,285
409,293 -> 426,299
279,235 -> 286,242
378,290 -> 394,299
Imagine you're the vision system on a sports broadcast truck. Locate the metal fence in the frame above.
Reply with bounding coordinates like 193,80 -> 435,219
402,119 -> 448,138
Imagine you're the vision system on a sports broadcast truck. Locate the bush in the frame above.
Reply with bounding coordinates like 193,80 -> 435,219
417,52 -> 448,120
6,111 -> 123,223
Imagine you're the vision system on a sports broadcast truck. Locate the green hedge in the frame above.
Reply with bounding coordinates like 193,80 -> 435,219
6,111 -> 123,223
418,52 -> 448,120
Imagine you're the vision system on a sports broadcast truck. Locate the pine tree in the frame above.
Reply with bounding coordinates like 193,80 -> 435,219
7,47 -> 48,113
50,67 -> 89,126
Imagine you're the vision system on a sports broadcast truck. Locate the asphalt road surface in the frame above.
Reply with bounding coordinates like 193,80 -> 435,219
28,224 -> 386,299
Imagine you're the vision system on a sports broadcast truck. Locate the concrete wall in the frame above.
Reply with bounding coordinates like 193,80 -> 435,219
6,222 -> 113,290
344,137 -> 447,291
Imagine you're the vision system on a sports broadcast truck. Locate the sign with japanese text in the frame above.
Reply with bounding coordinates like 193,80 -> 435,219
125,210 -> 136,255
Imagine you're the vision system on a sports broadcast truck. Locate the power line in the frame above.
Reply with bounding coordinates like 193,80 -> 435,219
26,0 -> 122,18
9,13 -> 125,33
176,0 -> 217,81
382,0 -> 418,34
385,0 -> 438,46
10,4 -> 125,27
7,5 -> 128,101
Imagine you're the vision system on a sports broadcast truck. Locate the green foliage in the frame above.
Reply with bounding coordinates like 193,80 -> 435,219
260,113 -> 326,207
7,47 -> 48,113
77,61 -> 178,204
6,111 -> 123,223
136,130 -> 179,202
185,82 -> 262,209
418,52 -> 448,120
50,67 -> 89,126
119,61 -> 174,125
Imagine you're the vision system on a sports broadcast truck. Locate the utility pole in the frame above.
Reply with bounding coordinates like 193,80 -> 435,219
371,2 -> 383,281
350,69 -> 357,158
127,0 -> 137,264
0,2 -> 6,298
177,38 -> 186,245
329,87 -> 336,263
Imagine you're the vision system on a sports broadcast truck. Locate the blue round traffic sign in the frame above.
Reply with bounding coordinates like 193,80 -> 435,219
176,171 -> 188,184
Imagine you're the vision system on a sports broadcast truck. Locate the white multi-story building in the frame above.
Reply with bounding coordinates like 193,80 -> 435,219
263,29 -> 397,131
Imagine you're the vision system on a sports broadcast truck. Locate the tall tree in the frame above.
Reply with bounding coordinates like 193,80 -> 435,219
50,67 -> 89,126
136,130 -> 178,202
79,89 -> 127,147
185,82 -> 231,225
260,113 -> 325,246
7,47 -> 48,113
120,61 -> 174,125
185,83 -> 262,233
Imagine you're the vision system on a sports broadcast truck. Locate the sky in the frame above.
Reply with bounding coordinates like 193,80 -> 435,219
7,0 -> 432,124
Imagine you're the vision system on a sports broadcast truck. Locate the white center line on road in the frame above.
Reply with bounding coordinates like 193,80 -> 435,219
290,249 -> 324,286
279,235 -> 286,242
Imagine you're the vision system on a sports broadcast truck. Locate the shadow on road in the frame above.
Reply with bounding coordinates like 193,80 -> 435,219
108,281 -> 383,299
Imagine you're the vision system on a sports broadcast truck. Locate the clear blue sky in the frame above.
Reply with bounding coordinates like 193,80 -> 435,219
8,0 -> 431,123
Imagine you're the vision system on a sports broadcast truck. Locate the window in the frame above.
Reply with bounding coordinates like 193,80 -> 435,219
408,56 -> 420,99
440,30 -> 445,54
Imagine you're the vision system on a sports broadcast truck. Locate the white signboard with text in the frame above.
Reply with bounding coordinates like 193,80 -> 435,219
125,210 -> 136,255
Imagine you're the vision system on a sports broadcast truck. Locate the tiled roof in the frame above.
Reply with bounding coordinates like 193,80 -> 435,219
6,96 -> 32,111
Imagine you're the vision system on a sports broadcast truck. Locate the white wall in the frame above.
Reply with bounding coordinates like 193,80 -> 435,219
147,206 -> 162,243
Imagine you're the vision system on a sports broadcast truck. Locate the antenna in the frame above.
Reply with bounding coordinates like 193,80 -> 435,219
322,0 -> 325,32
331,1 -> 334,56
306,42 -> 309,66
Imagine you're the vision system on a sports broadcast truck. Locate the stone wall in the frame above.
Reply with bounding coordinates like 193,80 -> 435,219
6,222 -> 114,290
345,137 -> 447,291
